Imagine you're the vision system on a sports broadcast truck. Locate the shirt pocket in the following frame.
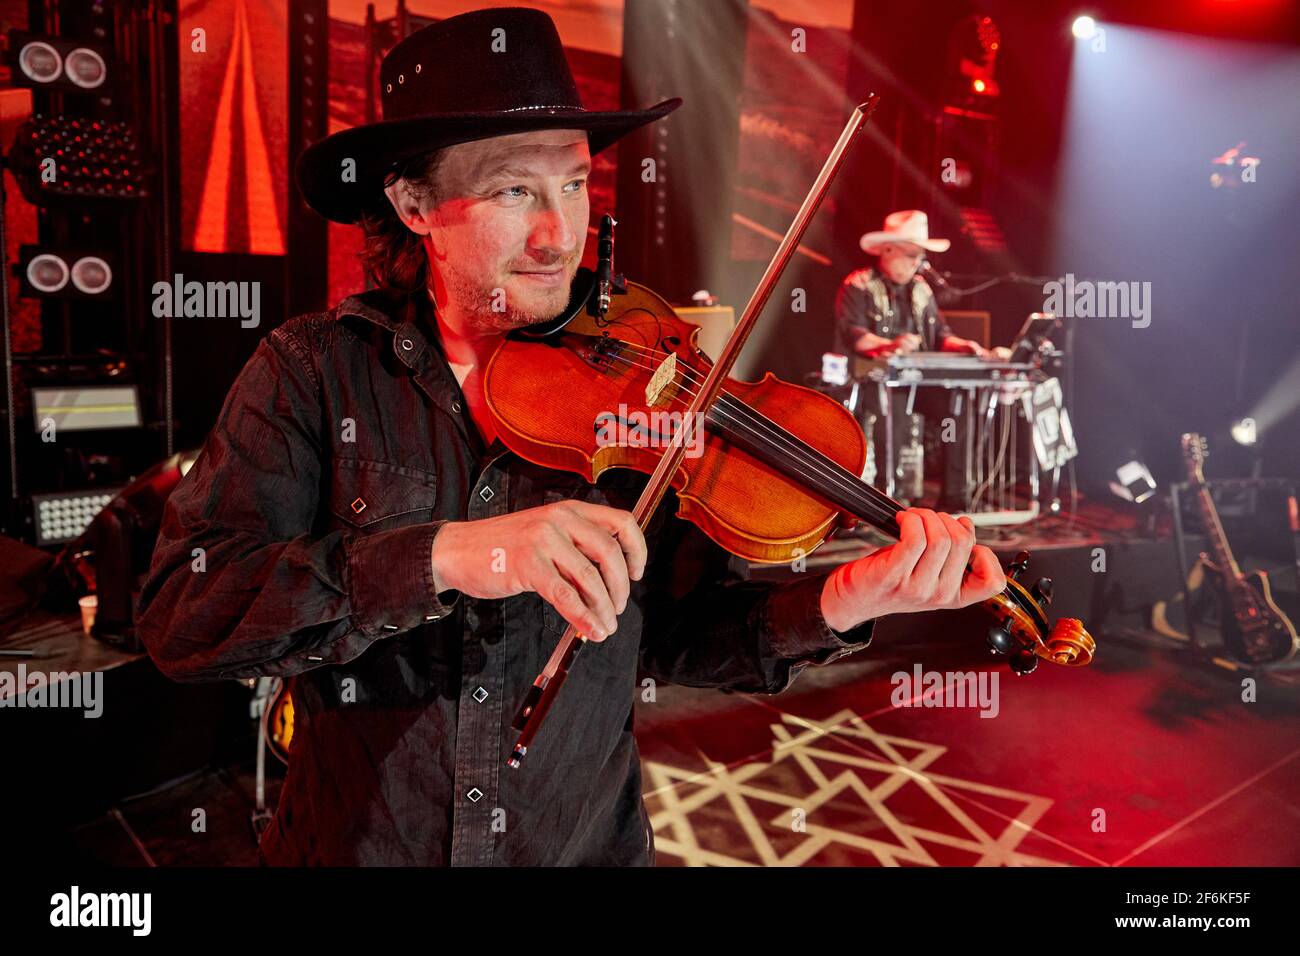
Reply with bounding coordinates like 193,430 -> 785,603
327,458 -> 438,534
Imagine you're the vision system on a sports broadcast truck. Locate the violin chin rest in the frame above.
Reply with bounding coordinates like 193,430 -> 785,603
511,267 -> 597,341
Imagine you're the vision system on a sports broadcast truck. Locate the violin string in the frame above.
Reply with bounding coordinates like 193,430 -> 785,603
596,344 -> 1017,608
601,340 -> 901,516
567,339 -> 1017,610
607,345 -> 1019,604
593,342 -> 903,530
597,343 -> 902,529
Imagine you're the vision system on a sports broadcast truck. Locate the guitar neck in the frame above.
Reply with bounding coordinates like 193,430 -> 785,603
1191,477 -> 1241,579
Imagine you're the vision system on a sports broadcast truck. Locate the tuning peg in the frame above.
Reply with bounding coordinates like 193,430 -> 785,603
987,620 -> 1015,656
1007,551 -> 1031,581
1009,648 -> 1039,676
1030,577 -> 1053,607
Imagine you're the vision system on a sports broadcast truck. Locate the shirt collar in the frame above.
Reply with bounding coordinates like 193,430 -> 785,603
335,288 -> 406,333
334,287 -> 504,460
335,287 -> 442,373
338,286 -> 463,405
875,269 -> 913,293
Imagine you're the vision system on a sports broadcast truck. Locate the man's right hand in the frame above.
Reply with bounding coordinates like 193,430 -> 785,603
430,501 -> 647,642
891,333 -> 923,353
856,331 -> 922,358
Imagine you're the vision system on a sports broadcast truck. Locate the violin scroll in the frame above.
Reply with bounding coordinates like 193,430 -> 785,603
1044,618 -> 1094,665
982,550 -> 1095,672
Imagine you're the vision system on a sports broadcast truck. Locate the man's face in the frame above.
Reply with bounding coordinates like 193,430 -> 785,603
388,129 -> 591,334
878,242 -> 925,284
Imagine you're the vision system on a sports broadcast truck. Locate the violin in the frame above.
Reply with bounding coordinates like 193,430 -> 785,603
489,100 -> 1094,768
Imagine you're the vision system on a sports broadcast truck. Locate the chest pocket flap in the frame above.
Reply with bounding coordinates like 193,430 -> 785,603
329,459 -> 438,531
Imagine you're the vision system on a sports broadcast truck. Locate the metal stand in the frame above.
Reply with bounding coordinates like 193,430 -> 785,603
0,155 -> 17,536
248,677 -> 279,842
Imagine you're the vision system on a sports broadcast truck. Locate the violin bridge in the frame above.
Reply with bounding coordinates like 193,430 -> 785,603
645,352 -> 678,408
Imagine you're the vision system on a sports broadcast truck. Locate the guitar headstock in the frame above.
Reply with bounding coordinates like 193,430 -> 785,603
983,550 -> 1095,674
1181,432 -> 1208,482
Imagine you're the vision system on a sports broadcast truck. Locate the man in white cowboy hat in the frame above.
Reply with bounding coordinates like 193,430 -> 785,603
137,10 -> 1004,867
835,209 -> 987,359
835,210 -> 989,509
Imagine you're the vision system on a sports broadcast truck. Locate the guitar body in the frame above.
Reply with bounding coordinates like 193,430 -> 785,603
1197,556 -> 1299,666
1176,433 -> 1299,668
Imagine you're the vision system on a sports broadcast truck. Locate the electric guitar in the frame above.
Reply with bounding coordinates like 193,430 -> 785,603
1180,433 -> 1297,666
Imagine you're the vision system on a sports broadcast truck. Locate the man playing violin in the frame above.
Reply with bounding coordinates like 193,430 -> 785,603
137,9 -> 1004,866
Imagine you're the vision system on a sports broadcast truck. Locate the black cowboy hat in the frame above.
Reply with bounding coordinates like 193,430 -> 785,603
295,6 -> 681,225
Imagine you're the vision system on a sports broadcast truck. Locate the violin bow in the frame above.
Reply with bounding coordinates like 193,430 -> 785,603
508,95 -> 882,768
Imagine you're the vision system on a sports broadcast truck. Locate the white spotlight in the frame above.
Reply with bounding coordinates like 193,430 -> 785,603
1072,16 -> 1097,39
1111,460 -> 1156,504
1231,417 -> 1257,447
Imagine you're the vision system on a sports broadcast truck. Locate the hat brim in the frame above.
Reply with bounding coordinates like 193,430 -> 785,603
295,98 -> 682,225
859,231 -> 951,255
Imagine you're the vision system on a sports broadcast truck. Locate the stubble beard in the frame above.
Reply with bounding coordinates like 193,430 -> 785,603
442,261 -> 572,334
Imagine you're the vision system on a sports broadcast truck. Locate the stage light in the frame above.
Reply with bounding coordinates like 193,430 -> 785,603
7,115 -> 150,204
1072,16 -> 1098,39
1210,141 -> 1260,189
1243,355 -> 1300,436
949,14 -> 1001,100
1111,460 -> 1157,504
32,489 -> 119,547
70,256 -> 113,295
1231,417 -> 1257,446
5,32 -> 114,94
26,253 -> 71,294
18,246 -> 118,299
63,47 -> 108,89
16,39 -> 61,83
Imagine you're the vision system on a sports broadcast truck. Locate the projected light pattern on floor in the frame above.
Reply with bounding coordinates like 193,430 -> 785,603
644,709 -> 1065,867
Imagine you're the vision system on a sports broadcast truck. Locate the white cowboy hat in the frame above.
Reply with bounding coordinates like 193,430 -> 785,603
859,209 -> 951,255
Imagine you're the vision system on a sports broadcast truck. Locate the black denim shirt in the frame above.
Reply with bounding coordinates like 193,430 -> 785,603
834,267 -> 953,354
136,287 -> 874,866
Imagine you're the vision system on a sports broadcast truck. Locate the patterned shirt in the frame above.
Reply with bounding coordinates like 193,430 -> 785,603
833,267 -> 952,355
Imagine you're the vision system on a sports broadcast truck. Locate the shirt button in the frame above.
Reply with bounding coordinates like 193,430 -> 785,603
400,338 -> 413,351
472,686 -> 488,703
479,485 -> 494,502
451,401 -> 461,413
466,787 -> 484,803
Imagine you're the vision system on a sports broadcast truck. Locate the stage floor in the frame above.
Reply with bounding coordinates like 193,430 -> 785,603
635,625 -> 1300,866
21,498 -> 1300,866
55,618 -> 1300,867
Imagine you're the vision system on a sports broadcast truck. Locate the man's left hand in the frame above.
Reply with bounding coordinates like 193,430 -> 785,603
819,508 -> 1006,633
